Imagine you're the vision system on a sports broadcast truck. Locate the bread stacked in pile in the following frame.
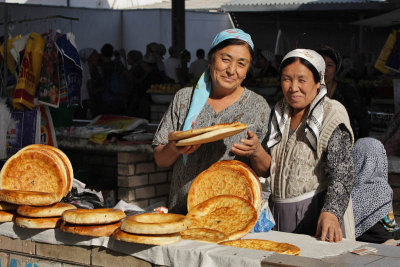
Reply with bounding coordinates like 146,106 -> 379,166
0,144 -> 75,228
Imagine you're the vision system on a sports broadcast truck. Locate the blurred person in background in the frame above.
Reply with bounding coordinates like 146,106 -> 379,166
164,46 -> 181,84
189,49 -> 208,81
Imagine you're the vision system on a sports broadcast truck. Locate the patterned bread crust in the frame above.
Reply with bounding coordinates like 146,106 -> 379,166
17,203 -> 76,218
60,221 -> 121,237
0,201 -> 18,211
209,160 -> 262,212
187,195 -> 257,241
19,144 -> 74,196
168,122 -> 241,141
112,229 -> 181,245
0,210 -> 15,222
121,213 -> 190,234
219,239 -> 300,256
62,208 -> 126,225
187,166 -> 254,212
180,228 -> 227,243
0,189 -> 59,206
15,216 -> 62,229
0,149 -> 67,201
175,123 -> 247,146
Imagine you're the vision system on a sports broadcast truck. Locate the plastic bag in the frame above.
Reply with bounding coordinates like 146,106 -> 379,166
251,200 -> 275,233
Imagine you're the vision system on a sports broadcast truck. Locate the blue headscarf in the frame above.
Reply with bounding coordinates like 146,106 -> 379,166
181,29 -> 254,132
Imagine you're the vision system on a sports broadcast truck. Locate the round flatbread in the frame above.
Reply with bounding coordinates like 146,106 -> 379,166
0,210 -> 15,222
176,123 -> 247,146
18,144 -> 74,196
0,189 -> 59,206
187,195 -> 257,241
219,239 -> 301,256
0,201 -> 18,211
209,160 -> 262,212
169,122 -> 242,141
60,221 -> 121,237
15,216 -> 62,229
0,149 -> 67,201
62,208 -> 126,225
187,165 -> 254,212
112,229 -> 181,245
180,228 -> 227,243
17,203 -> 76,218
121,213 -> 190,235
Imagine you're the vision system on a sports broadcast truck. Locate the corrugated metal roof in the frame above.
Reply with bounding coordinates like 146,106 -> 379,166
133,0 -> 233,11
221,0 -> 388,12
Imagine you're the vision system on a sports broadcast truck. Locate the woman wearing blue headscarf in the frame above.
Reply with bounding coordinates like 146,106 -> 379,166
152,29 -> 271,214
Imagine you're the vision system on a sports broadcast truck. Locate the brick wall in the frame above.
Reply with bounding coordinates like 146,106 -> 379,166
117,152 -> 172,208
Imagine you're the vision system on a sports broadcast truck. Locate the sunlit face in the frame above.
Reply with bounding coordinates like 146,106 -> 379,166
281,59 -> 320,113
322,55 -> 336,85
209,44 -> 251,93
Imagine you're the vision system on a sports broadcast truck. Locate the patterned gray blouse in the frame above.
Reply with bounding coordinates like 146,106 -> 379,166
153,87 -> 271,214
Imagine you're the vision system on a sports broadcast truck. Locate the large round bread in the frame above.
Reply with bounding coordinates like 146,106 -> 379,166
187,165 -> 254,211
209,160 -> 262,212
169,122 -> 242,141
219,239 -> 300,256
17,203 -> 76,218
175,123 -> 247,146
0,201 -> 18,211
0,210 -> 15,222
62,208 -> 126,225
18,144 -> 73,196
121,213 -> 190,235
60,221 -> 121,237
180,228 -> 227,243
0,149 -> 67,201
112,229 -> 181,245
0,189 -> 59,206
187,195 -> 257,241
15,216 -> 62,229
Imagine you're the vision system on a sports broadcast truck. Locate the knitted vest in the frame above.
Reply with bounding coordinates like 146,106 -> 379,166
270,98 -> 354,200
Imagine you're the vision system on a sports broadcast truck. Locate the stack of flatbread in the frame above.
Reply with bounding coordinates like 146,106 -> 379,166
169,122 -> 247,146
113,213 -> 191,245
0,144 -> 74,206
15,203 -> 76,229
0,202 -> 18,223
182,160 -> 260,243
60,208 -> 126,237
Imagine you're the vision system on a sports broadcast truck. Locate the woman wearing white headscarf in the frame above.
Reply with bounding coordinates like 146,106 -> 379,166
352,137 -> 400,243
243,49 -> 356,242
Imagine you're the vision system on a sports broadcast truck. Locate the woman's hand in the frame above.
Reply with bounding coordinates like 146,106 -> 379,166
167,132 -> 201,155
231,130 -> 271,177
315,211 -> 343,242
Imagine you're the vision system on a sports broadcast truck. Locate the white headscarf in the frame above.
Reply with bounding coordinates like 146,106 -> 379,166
267,49 -> 327,151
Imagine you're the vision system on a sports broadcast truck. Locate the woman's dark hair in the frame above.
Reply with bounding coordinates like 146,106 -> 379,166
317,46 -> 342,73
279,57 -> 321,84
208,38 -> 255,66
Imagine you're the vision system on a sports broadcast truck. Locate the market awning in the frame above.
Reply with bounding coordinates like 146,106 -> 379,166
350,8 -> 400,27
221,0 -> 389,12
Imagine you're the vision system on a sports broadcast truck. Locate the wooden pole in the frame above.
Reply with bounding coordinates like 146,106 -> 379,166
171,0 -> 185,52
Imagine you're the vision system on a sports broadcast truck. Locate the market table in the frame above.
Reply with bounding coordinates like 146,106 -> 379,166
0,221 -> 399,267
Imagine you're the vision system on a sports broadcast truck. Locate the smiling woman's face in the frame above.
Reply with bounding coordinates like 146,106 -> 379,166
209,44 -> 251,94
281,59 -> 319,113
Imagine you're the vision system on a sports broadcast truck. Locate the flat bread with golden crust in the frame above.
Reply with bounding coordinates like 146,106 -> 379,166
169,122 -> 241,141
60,221 -> 121,237
187,195 -> 257,241
19,144 -> 73,196
0,149 -> 67,201
176,123 -> 247,146
17,203 -> 76,218
209,160 -> 262,212
219,239 -> 301,256
180,228 -> 227,243
0,189 -> 59,206
0,210 -> 15,222
62,208 -> 126,225
15,216 -> 62,229
0,201 -> 18,211
112,229 -> 181,245
121,213 -> 190,235
187,165 -> 254,212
